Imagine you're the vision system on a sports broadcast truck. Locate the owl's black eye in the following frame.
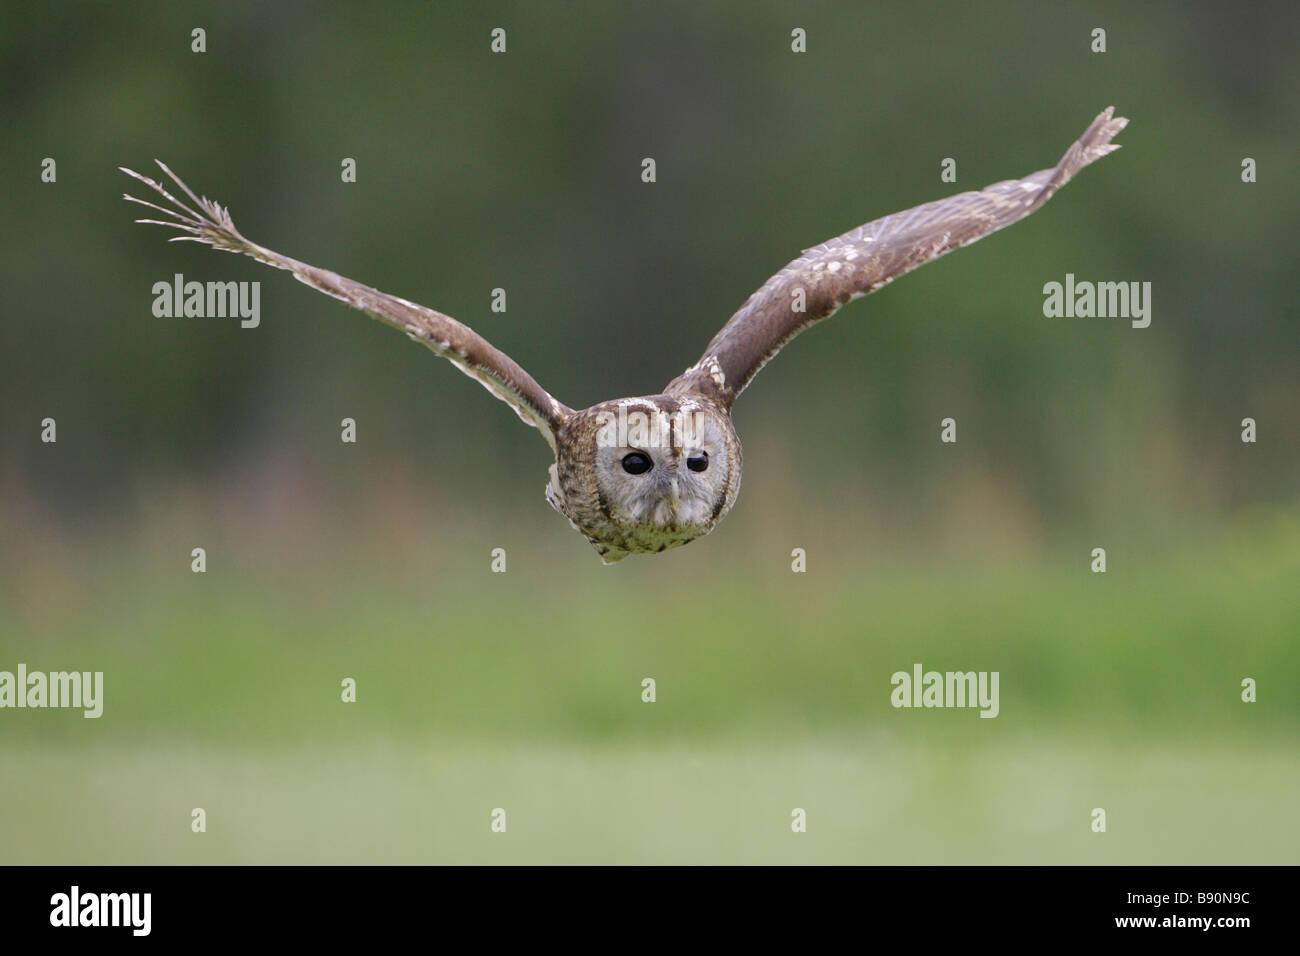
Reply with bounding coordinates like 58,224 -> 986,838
621,451 -> 653,475
686,452 -> 709,473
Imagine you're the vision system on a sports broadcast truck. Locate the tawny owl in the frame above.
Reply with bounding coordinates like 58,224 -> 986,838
123,107 -> 1127,563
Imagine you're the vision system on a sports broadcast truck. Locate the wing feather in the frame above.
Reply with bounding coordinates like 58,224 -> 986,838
666,107 -> 1128,407
122,162 -> 572,451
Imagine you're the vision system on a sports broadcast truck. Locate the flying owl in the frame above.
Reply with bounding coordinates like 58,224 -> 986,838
123,107 -> 1127,563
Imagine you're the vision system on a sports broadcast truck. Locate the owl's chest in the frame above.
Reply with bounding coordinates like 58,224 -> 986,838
545,462 -> 710,559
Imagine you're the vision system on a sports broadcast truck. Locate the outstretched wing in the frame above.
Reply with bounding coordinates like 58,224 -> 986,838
122,162 -> 573,452
666,107 -> 1128,408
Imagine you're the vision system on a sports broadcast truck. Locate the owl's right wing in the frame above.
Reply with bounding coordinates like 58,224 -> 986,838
122,162 -> 573,452
666,107 -> 1128,409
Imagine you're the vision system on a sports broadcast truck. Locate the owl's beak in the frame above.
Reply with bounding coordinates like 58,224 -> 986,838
669,477 -> 680,514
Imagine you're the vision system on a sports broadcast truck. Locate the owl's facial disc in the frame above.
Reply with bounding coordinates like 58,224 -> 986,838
551,396 -> 742,559
593,401 -> 729,529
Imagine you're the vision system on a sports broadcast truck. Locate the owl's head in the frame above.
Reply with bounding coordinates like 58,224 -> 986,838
547,395 -> 742,562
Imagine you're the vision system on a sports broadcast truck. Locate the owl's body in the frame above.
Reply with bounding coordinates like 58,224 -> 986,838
123,107 -> 1127,563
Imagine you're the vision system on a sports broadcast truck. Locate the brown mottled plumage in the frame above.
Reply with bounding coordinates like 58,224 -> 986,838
123,107 -> 1126,563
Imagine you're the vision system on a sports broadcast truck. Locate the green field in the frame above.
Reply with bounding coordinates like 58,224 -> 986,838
2,510 -> 1295,864
4,738 -> 1296,865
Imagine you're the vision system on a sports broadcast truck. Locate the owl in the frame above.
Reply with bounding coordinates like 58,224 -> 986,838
123,107 -> 1127,563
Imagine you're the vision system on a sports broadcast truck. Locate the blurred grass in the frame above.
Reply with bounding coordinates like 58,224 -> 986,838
1,504 -> 1295,744
1,739 -> 1295,864
1,503 -> 1296,863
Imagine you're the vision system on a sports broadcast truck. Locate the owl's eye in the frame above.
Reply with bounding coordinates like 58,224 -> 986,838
686,452 -> 709,473
621,451 -> 653,475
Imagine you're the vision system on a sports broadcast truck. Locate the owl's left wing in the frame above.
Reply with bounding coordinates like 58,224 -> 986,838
666,107 -> 1128,408
122,162 -> 573,451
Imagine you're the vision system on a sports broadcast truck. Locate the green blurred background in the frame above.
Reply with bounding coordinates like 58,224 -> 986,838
1,1 -> 1296,863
